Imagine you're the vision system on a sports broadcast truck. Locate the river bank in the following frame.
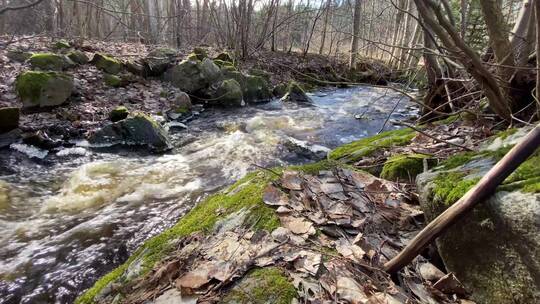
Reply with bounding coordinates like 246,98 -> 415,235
77,119 -> 539,304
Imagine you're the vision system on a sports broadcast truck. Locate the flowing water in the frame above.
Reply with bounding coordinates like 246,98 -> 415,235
0,86 -> 416,304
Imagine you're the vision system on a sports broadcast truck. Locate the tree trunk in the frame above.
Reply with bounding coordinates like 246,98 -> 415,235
349,0 -> 361,69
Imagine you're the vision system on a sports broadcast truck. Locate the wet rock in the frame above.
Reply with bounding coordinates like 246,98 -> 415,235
243,74 -> 272,102
22,130 -> 62,150
6,49 -> 33,62
67,50 -> 89,64
109,106 -> 129,122
272,83 -> 288,98
417,130 -> 540,304
0,129 -> 21,148
16,71 -> 74,108
0,107 -> 20,134
91,53 -> 124,75
144,48 -> 177,77
88,112 -> 172,152
281,82 -> 312,103
208,79 -> 244,107
29,53 -> 75,71
165,58 -> 221,94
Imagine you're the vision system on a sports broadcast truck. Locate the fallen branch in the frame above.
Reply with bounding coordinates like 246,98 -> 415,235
384,124 -> 540,273
0,0 -> 45,15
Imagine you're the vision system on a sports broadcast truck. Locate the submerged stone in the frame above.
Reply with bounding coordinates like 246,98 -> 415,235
16,71 -> 74,108
88,113 -> 171,152
0,107 -> 19,134
91,53 -> 123,75
29,53 -> 75,71
281,81 -> 312,103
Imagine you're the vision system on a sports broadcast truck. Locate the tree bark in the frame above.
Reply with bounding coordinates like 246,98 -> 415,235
349,0 -> 361,69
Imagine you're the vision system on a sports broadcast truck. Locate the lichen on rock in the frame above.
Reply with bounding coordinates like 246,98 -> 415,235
16,70 -> 74,108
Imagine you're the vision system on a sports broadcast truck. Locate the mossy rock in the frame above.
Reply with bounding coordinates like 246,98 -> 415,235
88,112 -> 171,152
215,52 -> 233,63
29,53 -> 75,71
417,131 -> 540,304
243,75 -> 272,102
281,81 -> 312,103
213,59 -> 235,68
248,68 -> 271,82
103,74 -> 124,87
329,128 -> 415,163
165,58 -> 221,94
144,48 -> 177,77
52,40 -> 71,50
6,49 -> 33,62
380,153 -> 434,182
109,106 -> 129,122
0,107 -> 19,133
272,83 -> 288,98
209,79 -> 244,107
67,50 -> 89,64
16,71 -> 74,108
222,267 -> 297,304
91,53 -> 123,75
192,47 -> 208,60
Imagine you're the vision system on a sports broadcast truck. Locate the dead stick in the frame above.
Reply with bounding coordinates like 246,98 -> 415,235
384,124 -> 540,273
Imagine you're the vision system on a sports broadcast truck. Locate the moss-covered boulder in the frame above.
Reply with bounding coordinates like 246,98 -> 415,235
67,50 -> 89,64
170,92 -> 192,113
215,51 -> 233,63
272,83 -> 288,98
192,47 -> 208,60
417,127 -> 540,304
6,49 -> 33,62
29,53 -> 75,71
91,53 -> 123,75
208,79 -> 244,107
0,107 -> 19,134
380,153 -> 433,182
248,68 -> 271,82
222,268 -> 297,304
243,74 -> 272,102
144,48 -> 177,77
88,112 -> 171,152
52,39 -> 71,50
16,71 -> 74,108
165,58 -> 221,94
103,74 -> 127,87
328,128 -> 415,163
109,106 -> 129,122
281,81 -> 312,103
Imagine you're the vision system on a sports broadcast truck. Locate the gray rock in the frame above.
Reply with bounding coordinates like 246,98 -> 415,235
207,79 -> 244,107
67,50 -> 89,64
29,53 -> 75,71
91,53 -> 124,75
88,113 -> 172,152
6,49 -> 32,62
165,58 -> 221,94
144,48 -> 177,77
281,82 -> 312,103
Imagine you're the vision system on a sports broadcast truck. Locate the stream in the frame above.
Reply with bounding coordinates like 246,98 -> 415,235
0,86 -> 416,304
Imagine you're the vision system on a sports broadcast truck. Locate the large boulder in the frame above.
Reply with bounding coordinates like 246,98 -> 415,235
88,112 -> 171,152
16,71 -> 74,108
243,74 -> 272,102
0,107 -> 19,134
417,127 -> 540,304
165,58 -> 221,94
29,53 -> 75,71
67,50 -> 89,64
91,53 -> 124,75
144,48 -> 177,77
281,81 -> 312,103
208,79 -> 244,107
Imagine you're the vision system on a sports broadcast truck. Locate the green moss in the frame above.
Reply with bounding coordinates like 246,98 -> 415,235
53,40 -> 71,49
213,59 -> 235,68
495,128 -> 517,140
109,106 -> 129,122
75,263 -> 130,304
104,74 -> 123,87
432,172 -> 480,206
16,71 -> 58,103
499,150 -> 540,193
67,50 -> 89,64
215,52 -> 233,63
29,53 -> 72,70
440,152 -> 477,170
92,53 -> 123,74
380,153 -> 432,181
328,128 -> 415,163
223,267 -> 297,304
191,47 -> 207,60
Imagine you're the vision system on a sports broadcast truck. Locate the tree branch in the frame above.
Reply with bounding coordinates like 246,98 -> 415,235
0,0 -> 46,15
